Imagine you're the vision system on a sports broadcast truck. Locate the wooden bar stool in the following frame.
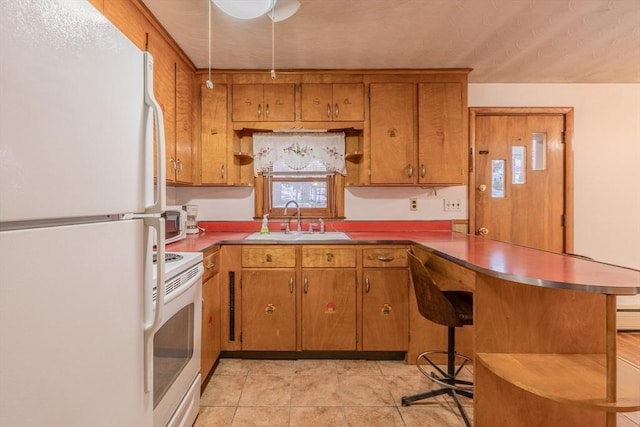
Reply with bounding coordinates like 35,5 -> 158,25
402,249 -> 474,427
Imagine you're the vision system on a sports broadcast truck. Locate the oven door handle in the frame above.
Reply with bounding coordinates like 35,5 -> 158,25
143,216 -> 165,394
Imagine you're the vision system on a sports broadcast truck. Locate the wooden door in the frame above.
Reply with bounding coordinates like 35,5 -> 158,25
263,84 -> 296,121
301,269 -> 357,350
369,83 -> 416,184
232,84 -> 262,121
242,269 -> 296,351
333,84 -> 364,121
473,112 -> 569,252
201,83 -> 228,184
418,83 -> 465,185
362,269 -> 409,351
300,84 -> 333,121
174,60 -> 194,184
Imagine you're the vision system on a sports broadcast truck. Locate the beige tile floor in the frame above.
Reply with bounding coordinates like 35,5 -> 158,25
195,358 -> 640,427
195,358 -> 471,427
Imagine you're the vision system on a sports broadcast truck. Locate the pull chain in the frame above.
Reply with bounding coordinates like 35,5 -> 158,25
270,0 -> 276,79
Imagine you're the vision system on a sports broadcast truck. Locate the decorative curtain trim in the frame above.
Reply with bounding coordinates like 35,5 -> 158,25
253,132 -> 346,176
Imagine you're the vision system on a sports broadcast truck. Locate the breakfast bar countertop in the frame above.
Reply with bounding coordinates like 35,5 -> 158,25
167,221 -> 640,296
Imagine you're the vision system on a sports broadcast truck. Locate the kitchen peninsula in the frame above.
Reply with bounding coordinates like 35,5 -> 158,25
169,221 -> 640,427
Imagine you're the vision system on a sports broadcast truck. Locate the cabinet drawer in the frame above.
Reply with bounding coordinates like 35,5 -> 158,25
242,245 -> 296,267
301,246 -> 356,268
202,249 -> 220,282
362,247 -> 408,268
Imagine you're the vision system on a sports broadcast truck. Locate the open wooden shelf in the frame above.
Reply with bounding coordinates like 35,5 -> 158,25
345,151 -> 363,161
233,152 -> 253,163
476,353 -> 640,412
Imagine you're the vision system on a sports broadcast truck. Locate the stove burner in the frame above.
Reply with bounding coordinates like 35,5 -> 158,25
152,253 -> 184,263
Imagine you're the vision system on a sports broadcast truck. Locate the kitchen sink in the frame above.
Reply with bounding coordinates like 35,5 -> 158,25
244,231 -> 351,241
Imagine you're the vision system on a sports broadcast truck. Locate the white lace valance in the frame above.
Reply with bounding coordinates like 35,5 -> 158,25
253,132 -> 346,176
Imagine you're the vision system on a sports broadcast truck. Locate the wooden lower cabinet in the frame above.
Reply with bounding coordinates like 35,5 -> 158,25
362,269 -> 409,351
301,269 -> 357,350
241,268 -> 296,351
201,248 -> 221,378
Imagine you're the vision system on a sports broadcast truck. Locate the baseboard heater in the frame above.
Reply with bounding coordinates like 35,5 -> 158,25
617,305 -> 640,331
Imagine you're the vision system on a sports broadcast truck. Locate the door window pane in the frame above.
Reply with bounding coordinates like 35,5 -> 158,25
512,146 -> 526,184
491,159 -> 505,198
531,133 -> 547,170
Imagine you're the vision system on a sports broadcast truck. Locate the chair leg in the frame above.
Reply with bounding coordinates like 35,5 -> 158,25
401,326 -> 474,425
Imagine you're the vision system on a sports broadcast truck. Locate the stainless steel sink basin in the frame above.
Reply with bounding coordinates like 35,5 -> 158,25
244,231 -> 351,241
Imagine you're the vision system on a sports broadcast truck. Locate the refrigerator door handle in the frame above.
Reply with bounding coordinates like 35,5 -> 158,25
143,216 -> 165,393
143,52 -> 166,214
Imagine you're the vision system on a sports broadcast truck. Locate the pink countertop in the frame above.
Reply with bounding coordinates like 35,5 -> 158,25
166,221 -> 640,296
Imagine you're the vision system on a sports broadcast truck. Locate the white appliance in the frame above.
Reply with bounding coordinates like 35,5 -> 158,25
152,251 -> 203,427
185,204 -> 199,234
0,1 -> 199,426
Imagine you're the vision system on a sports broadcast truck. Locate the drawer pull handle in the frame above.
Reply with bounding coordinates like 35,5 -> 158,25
326,253 -> 334,262
377,256 -> 394,262
206,263 -> 215,269
365,277 -> 370,293
266,254 -> 272,262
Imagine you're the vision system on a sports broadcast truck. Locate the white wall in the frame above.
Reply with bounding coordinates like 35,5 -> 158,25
172,83 -> 640,303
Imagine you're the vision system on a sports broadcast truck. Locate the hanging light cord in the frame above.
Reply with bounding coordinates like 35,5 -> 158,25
207,0 -> 213,88
270,0 -> 276,79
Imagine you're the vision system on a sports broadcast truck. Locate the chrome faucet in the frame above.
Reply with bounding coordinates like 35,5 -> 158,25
283,200 -> 301,232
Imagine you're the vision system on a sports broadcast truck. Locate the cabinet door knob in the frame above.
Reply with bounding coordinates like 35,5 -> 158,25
365,276 -> 370,293
266,254 -> 272,262
478,184 -> 487,192
257,103 -> 262,118
326,253 -> 334,261
303,277 -> 308,293
420,164 -> 426,178
326,104 -> 331,118
334,103 -> 339,118
289,277 -> 294,294
265,103 -> 270,118
407,164 -> 414,178
478,227 -> 489,236
206,263 -> 215,269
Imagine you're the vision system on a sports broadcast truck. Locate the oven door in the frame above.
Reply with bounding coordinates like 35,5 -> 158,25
153,265 -> 202,427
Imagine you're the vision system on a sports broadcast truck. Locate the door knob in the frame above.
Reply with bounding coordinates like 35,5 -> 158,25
478,184 -> 487,192
478,227 -> 489,236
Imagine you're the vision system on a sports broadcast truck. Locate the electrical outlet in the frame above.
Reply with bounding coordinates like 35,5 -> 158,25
444,199 -> 462,212
409,198 -> 418,211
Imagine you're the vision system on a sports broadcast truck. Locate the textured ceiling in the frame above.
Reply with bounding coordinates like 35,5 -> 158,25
141,0 -> 640,83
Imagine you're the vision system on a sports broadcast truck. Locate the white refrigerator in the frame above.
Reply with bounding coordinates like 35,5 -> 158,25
0,1 -> 167,426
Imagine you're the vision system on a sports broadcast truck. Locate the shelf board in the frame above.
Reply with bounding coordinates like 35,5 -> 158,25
345,151 -> 363,161
233,152 -> 253,163
476,353 -> 640,412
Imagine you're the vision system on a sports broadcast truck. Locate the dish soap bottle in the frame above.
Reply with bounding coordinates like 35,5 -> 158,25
260,214 -> 270,234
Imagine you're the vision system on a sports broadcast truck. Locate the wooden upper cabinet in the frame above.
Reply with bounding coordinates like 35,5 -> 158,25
201,83 -> 228,184
418,83 -> 466,185
369,83 -> 417,184
301,83 -> 364,121
232,84 -> 295,122
146,31 -> 176,183
175,60 -> 194,184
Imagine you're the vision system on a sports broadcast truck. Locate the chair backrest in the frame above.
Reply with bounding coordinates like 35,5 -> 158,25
407,249 -> 463,327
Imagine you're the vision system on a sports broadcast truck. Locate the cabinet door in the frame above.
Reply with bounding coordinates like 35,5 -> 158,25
175,60 -> 194,184
201,84 -> 228,184
418,83 -> 465,184
369,83 -> 416,184
147,31 -> 176,183
242,269 -> 296,351
362,269 -> 409,351
300,84 -> 333,121
232,84 -> 263,121
201,274 -> 219,377
263,84 -> 296,121
301,269 -> 357,350
333,83 -> 364,121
